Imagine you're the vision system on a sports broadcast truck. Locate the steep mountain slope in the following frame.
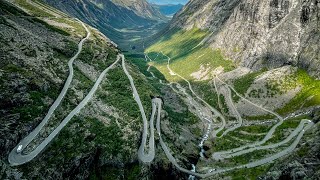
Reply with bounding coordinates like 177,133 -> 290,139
169,0 -> 320,78
147,0 -> 320,116
42,0 -> 168,50
145,0 -> 320,178
0,1 -> 206,179
111,0 -> 164,19
151,3 -> 184,17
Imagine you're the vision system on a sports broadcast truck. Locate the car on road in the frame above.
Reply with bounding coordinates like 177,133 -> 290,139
17,145 -> 23,153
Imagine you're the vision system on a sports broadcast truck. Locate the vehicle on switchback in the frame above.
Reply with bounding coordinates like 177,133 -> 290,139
16,145 -> 23,153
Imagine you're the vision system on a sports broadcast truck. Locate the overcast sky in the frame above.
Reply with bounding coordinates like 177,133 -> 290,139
147,0 -> 189,5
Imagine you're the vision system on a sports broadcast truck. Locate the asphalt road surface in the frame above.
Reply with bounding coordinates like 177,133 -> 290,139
8,24 -> 121,165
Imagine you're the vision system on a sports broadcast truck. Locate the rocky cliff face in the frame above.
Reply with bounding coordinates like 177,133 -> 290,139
170,0 -> 320,78
110,0 -> 164,19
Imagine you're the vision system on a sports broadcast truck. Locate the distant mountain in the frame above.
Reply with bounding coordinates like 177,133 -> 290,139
151,4 -> 183,17
43,0 -> 168,49
110,0 -> 165,20
147,0 -> 188,5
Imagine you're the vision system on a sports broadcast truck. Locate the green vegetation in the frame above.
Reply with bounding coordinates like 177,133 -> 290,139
126,53 -> 200,126
44,116 -> 124,164
10,0 -> 86,38
0,64 -> 60,123
211,136 -> 246,152
231,149 -> 273,165
2,64 -> 27,74
33,0 -> 67,17
234,124 -> 272,134
52,18 -> 87,37
192,80 -> 220,109
12,89 -> 58,123
89,167 -> 122,180
146,28 -> 235,81
97,64 -> 156,130
245,114 -> 276,121
233,70 -> 265,96
15,0 -> 54,17
277,69 -> 320,115
163,104 -> 199,125
98,67 -> 143,119
126,53 -> 153,77
212,124 -> 272,152
78,42 -> 118,72
0,0 -> 29,16
74,67 -> 94,91
265,116 -> 308,144
88,118 -> 124,156
228,130 -> 265,142
147,28 -> 207,59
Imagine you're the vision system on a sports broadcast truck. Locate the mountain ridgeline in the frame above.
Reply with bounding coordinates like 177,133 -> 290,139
42,0 -> 168,49
151,3 -> 184,17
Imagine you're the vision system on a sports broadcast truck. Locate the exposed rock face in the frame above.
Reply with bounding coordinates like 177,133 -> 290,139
169,0 -> 320,78
110,0 -> 164,19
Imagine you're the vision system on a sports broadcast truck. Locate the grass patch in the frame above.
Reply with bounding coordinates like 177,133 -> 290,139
126,53 -> 200,126
277,69 -> 320,115
146,28 -> 235,81
0,0 -> 29,16
244,114 -> 276,121
233,70 -> 265,96
211,136 -> 245,152
15,0 -> 54,17
265,116 -> 306,144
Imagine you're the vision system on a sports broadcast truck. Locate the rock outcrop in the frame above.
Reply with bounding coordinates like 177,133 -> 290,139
169,0 -> 320,78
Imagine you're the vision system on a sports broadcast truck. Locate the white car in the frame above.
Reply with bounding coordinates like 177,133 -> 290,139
17,145 -> 23,153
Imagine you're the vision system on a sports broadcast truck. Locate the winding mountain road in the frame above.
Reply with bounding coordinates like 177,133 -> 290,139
8,21 -> 90,165
219,84 -> 243,137
148,75 -> 314,179
145,53 -> 315,178
162,53 -> 224,131
122,54 -> 156,163
215,119 -> 313,160
211,76 -> 288,159
131,92 -> 314,178
7,22 -> 315,178
8,24 -> 122,165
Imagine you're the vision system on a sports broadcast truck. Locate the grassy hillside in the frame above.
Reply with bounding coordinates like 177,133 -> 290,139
146,28 -> 235,81
277,69 -> 320,114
